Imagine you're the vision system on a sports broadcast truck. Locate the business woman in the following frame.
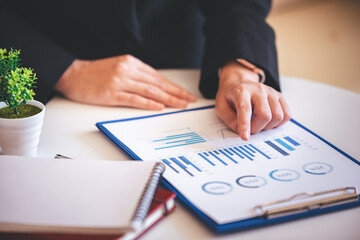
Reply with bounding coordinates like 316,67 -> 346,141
0,0 -> 290,140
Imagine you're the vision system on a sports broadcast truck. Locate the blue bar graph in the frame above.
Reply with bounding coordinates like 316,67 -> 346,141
284,136 -> 301,146
162,159 -> 179,173
249,144 -> 271,159
179,156 -> 202,172
275,138 -> 295,151
209,151 -> 228,165
170,157 -> 194,176
153,132 -> 206,150
197,143 -> 275,167
198,153 -> 215,166
265,141 -> 289,156
166,137 -> 203,144
224,148 -> 234,156
219,149 -> 238,163
159,131 -> 307,178
234,146 -> 253,161
229,148 -> 244,159
154,132 -> 197,141
239,146 -> 255,157
244,145 -> 256,154
161,133 -> 304,177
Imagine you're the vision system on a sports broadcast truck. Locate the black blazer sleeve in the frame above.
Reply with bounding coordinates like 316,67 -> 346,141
0,6 -> 74,104
198,0 -> 279,99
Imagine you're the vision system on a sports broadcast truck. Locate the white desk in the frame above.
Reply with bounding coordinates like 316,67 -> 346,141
38,70 -> 360,240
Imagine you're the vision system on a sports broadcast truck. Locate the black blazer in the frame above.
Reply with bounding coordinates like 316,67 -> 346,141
0,0 -> 279,103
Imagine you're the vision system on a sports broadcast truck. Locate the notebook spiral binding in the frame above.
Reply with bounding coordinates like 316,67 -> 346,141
131,162 -> 166,230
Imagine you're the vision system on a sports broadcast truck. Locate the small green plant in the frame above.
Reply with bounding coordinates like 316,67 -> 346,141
0,48 -> 37,115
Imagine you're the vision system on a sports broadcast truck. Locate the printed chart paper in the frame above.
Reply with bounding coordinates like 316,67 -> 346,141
100,107 -> 360,224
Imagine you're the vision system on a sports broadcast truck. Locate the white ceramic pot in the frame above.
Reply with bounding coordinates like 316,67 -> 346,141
0,100 -> 45,157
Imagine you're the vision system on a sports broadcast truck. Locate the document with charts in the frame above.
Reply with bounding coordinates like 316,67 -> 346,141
97,106 -> 360,228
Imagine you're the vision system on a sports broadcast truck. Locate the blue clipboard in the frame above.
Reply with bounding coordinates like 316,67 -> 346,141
96,105 -> 360,233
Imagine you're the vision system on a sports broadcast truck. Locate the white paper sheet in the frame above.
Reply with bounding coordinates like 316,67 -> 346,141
102,107 -> 360,224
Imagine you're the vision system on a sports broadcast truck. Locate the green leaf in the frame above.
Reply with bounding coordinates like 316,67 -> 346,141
0,48 -> 37,112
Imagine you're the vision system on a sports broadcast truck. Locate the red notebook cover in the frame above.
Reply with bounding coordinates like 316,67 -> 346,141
0,188 -> 176,240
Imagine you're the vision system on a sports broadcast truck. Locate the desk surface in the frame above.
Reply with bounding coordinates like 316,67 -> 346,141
38,70 -> 360,240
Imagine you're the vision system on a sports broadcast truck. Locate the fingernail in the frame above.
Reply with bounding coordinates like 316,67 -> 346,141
188,94 -> 196,102
178,100 -> 188,107
241,129 -> 250,141
154,103 -> 165,110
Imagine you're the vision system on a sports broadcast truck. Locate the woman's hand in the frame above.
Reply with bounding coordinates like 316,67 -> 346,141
215,61 -> 291,141
55,54 -> 196,110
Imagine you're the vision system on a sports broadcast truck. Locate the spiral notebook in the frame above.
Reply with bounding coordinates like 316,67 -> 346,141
0,188 -> 176,240
0,156 -> 165,235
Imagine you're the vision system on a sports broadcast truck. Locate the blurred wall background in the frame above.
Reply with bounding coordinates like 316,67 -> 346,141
268,0 -> 360,93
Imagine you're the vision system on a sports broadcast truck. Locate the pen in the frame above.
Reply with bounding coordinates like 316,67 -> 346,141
54,154 -> 73,159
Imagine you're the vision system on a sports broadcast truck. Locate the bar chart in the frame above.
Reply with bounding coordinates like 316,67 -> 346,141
266,136 -> 300,156
100,105 -> 360,228
152,131 -> 206,150
162,135 -> 303,177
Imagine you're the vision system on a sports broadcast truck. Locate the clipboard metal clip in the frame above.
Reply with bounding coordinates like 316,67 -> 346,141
254,187 -> 359,219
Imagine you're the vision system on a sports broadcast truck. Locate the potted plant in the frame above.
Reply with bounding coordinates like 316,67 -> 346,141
0,48 -> 45,156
